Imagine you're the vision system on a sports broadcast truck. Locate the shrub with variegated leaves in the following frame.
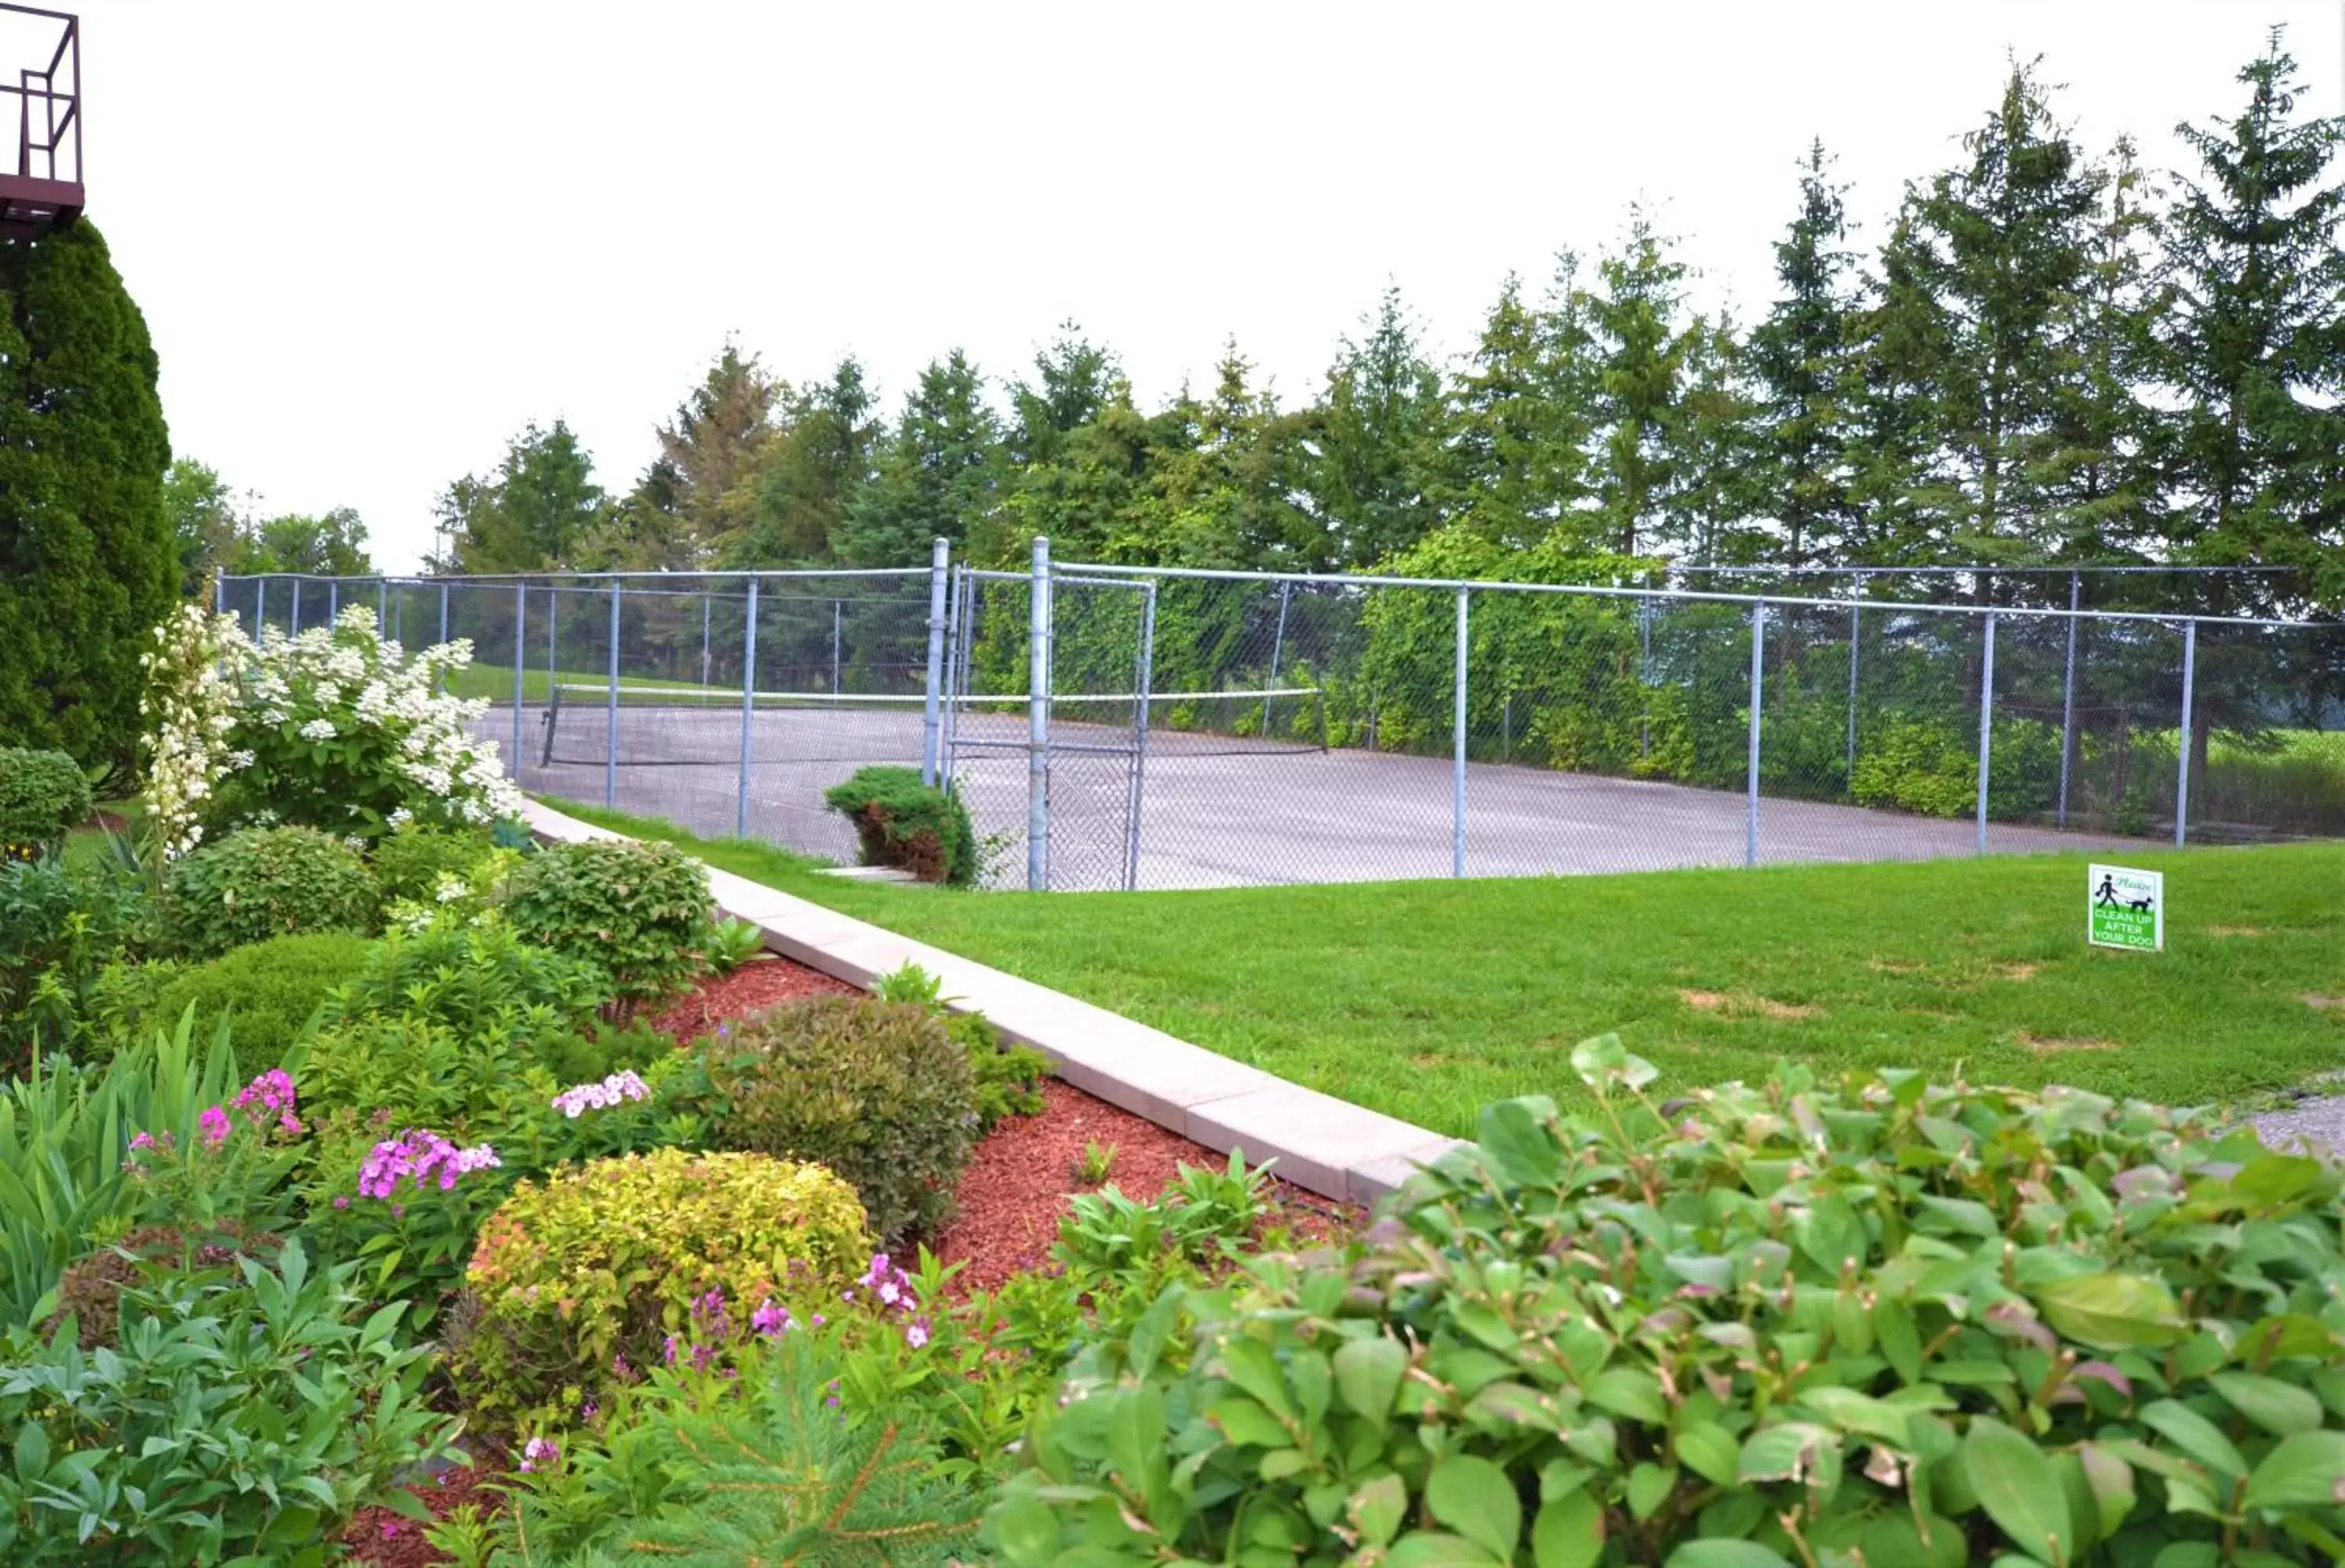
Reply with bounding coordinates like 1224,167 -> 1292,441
991,1042 -> 2345,1567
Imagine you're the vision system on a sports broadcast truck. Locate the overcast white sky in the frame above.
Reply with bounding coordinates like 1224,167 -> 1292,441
70,2 -> 2345,571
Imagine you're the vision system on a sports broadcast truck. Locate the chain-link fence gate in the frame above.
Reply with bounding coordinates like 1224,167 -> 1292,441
219,551 -> 2345,891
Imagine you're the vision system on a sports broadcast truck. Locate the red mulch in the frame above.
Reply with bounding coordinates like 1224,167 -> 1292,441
345,1446 -> 503,1566
644,953 -> 856,1043
342,950 -> 1359,1562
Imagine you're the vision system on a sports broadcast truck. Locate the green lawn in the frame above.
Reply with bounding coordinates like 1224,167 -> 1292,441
446,664 -> 728,704
539,797 -> 2345,1138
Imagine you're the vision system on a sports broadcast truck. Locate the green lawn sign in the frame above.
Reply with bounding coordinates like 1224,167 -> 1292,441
2089,864 -> 2164,952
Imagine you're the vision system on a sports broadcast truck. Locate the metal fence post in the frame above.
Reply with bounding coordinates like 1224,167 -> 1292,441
1746,603 -> 1765,868
920,537 -> 949,787
510,584 -> 525,779
700,592 -> 712,689
2175,619 -> 2197,847
1638,598 -> 1653,761
1453,586 -> 1469,879
1845,603 -> 1862,787
376,579 -> 386,627
1265,578 -> 1293,736
255,576 -> 265,639
1028,537 -> 1052,891
1976,611 -> 1998,854
437,582 -> 449,646
213,567 -> 226,618
2057,571 -> 2080,828
291,578 -> 303,635
1124,584 -> 1158,892
831,600 -> 843,695
605,582 -> 621,810
738,577 -> 759,838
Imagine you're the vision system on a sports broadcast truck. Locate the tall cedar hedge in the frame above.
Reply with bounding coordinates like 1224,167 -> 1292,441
0,222 -> 174,771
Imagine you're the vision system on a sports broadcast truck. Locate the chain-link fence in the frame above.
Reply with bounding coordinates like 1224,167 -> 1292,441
219,555 -> 2345,890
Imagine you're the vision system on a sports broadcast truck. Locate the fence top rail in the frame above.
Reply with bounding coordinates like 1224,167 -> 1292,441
1053,560 -> 2339,630
1666,564 -> 2293,577
220,568 -> 931,586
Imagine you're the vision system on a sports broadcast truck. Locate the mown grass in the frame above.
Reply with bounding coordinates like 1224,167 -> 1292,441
539,795 -> 2345,1138
446,664 -> 727,704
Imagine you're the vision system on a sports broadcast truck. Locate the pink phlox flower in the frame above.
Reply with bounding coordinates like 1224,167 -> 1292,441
750,1298 -> 792,1337
662,1334 -> 679,1366
905,1320 -> 929,1350
550,1069 -> 652,1119
198,1106 -> 231,1149
128,1131 -> 157,1152
519,1436 -> 559,1473
356,1129 -> 500,1200
233,1069 -> 298,1119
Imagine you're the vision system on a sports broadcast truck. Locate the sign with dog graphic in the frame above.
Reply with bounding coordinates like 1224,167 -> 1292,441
2089,864 -> 2163,952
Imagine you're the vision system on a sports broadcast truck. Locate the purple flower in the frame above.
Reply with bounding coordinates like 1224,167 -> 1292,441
905,1320 -> 929,1350
128,1131 -> 156,1153
331,1194 -> 351,1210
198,1106 -> 231,1149
519,1436 -> 559,1473
356,1128 -> 500,1201
750,1298 -> 792,1337
663,1334 -> 680,1366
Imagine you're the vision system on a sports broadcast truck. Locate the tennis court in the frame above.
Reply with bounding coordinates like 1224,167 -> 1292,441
492,689 -> 2142,891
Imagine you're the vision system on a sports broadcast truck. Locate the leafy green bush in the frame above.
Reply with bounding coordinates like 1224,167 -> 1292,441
163,824 -> 379,959
371,822 -> 498,902
994,1043 -> 2345,1568
872,961 -> 1048,1133
824,765 -> 977,884
707,996 -> 979,1244
504,836 -> 714,1000
449,1147 -> 871,1427
321,918 -> 608,1047
137,931 -> 372,1068
1050,1152 -> 1273,1289
0,1240 -> 460,1563
0,747 -> 92,860
0,854 -> 151,1073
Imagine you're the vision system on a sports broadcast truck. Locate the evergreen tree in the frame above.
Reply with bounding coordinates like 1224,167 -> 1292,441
2153,28 -> 2345,609
723,356 -> 880,565
1135,342 -> 1316,569
0,222 -> 174,771
1008,324 -> 1119,471
641,343 -> 779,562
1886,60 -> 2103,566
1748,141 -> 1863,567
1436,271 -> 1588,548
1586,211 -> 1696,557
836,349 -> 1001,565
1666,312 -> 1768,565
1310,285 -> 1441,567
1842,208 -> 1950,563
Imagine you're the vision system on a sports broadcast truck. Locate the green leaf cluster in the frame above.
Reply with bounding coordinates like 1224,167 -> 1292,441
823,764 -> 979,885
993,1047 -> 2345,1566
0,750 -> 93,861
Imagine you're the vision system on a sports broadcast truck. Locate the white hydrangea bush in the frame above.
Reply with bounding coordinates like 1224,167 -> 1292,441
140,603 -> 524,855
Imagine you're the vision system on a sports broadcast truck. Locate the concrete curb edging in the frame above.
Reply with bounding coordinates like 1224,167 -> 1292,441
521,801 -> 1466,1206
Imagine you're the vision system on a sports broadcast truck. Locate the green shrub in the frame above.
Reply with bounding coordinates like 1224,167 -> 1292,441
138,931 -> 372,1067
371,822 -> 497,902
163,824 -> 378,959
449,1147 -> 871,1427
504,836 -> 714,1000
872,961 -> 1047,1132
0,854 -> 152,1072
823,765 -> 976,884
299,1014 -> 542,1137
707,997 -> 979,1244
0,1240 -> 460,1563
0,747 -> 92,860
995,1043 -> 2345,1567
321,918 -> 608,1046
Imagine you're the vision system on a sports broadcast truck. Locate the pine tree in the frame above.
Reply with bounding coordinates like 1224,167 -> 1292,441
628,342 -> 780,564
835,349 -> 1001,566
1008,324 -> 1119,471
2153,27 -> 2345,610
1748,141 -> 1863,567
1436,272 -> 1584,549
1887,60 -> 2103,567
1311,285 -> 1442,567
1667,312 -> 1768,565
0,221 -> 174,771
1586,210 -> 1696,558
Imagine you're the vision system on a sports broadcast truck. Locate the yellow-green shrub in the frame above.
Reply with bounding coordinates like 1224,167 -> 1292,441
449,1148 -> 871,1428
